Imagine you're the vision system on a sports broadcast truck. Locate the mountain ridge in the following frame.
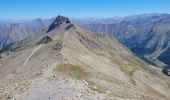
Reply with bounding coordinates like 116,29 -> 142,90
0,13 -> 170,76
0,15 -> 170,99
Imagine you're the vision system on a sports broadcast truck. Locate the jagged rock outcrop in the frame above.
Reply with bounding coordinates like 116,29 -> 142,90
47,15 -> 72,32
37,36 -> 53,45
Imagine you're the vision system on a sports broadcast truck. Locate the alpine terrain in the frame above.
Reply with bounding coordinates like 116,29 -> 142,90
0,15 -> 170,100
81,13 -> 170,76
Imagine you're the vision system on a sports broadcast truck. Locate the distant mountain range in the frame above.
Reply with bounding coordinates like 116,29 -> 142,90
0,13 -> 170,75
80,13 -> 170,75
0,18 -> 54,50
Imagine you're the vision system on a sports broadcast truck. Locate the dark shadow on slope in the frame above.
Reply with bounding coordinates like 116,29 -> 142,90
158,47 -> 170,65
37,36 -> 53,45
137,55 -> 158,67
162,66 -> 170,76
0,43 -> 14,53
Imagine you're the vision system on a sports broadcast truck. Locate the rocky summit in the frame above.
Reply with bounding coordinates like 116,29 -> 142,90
47,15 -> 72,32
0,16 -> 170,100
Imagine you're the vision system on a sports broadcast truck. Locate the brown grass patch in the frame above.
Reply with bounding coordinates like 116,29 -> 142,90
54,64 -> 88,80
15,80 -> 31,92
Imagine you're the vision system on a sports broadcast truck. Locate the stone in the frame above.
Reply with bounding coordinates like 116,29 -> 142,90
37,36 -> 53,45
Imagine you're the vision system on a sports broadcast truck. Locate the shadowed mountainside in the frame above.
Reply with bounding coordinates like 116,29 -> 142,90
81,13 -> 170,75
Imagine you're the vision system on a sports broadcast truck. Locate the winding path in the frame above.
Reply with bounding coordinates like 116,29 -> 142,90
23,45 -> 43,66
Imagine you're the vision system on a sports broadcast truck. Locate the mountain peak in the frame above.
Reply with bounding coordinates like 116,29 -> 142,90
54,15 -> 70,24
47,15 -> 71,32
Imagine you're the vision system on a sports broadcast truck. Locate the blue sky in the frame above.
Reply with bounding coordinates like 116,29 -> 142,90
0,0 -> 170,20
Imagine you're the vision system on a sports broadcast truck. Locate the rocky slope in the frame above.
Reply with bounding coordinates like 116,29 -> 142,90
81,13 -> 170,75
0,15 -> 170,100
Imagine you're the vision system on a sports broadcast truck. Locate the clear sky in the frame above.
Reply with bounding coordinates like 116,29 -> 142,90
0,0 -> 170,20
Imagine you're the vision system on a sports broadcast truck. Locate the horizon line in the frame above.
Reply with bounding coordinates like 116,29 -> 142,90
0,12 -> 169,22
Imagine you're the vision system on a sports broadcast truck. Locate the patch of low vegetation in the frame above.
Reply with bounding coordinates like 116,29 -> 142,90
11,69 -> 17,74
15,80 -> 31,92
54,64 -> 88,80
0,89 -> 9,100
112,59 -> 138,76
